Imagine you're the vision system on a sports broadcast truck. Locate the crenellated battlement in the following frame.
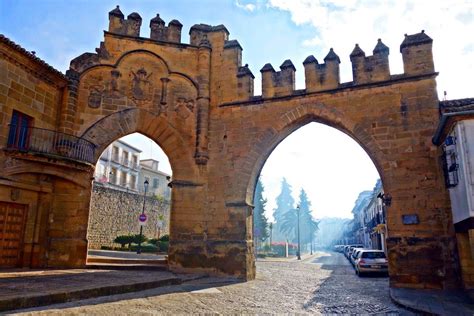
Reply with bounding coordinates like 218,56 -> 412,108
74,7 -> 437,105
303,48 -> 341,93
349,39 -> 390,84
108,6 -> 143,37
260,60 -> 297,98
237,30 -> 435,102
108,6 -> 183,43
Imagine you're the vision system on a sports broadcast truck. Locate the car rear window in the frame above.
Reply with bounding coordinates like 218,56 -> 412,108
362,252 -> 386,259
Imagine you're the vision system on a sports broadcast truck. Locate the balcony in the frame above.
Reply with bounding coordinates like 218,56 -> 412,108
122,157 -> 130,168
6,125 -> 96,164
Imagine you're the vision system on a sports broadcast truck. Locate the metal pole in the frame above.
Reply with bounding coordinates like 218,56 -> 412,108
269,223 -> 273,252
137,180 -> 148,254
297,206 -> 301,260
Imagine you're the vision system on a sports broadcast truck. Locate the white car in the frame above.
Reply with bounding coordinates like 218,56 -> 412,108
354,250 -> 388,276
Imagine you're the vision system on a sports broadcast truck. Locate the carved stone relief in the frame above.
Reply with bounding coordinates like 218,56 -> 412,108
87,70 -> 125,108
129,68 -> 153,103
174,97 -> 195,119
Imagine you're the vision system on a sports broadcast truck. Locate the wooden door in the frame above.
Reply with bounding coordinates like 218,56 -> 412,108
0,202 -> 27,267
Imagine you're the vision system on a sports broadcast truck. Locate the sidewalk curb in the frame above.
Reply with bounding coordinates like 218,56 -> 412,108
390,288 -> 474,315
389,288 -> 433,315
0,276 -> 181,313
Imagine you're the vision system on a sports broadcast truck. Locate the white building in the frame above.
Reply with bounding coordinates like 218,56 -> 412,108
138,159 -> 171,200
433,98 -> 474,291
94,140 -> 141,192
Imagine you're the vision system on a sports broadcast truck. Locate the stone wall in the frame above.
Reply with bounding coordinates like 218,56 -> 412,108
87,184 -> 170,249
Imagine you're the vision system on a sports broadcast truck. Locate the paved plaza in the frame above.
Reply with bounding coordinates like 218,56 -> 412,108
9,251 -> 414,315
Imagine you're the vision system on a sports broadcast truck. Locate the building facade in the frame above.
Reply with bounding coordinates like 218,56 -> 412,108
433,98 -> 474,291
138,159 -> 171,200
351,190 -> 372,247
0,7 -> 468,289
346,180 -> 387,252
94,140 -> 141,192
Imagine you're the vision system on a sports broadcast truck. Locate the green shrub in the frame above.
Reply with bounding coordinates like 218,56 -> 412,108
159,234 -> 169,242
159,241 -> 169,252
132,234 -> 148,244
114,235 -> 134,248
130,243 -> 158,253
148,238 -> 159,246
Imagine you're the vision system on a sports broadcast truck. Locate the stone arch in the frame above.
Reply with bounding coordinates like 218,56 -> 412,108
80,108 -> 197,180
243,102 -> 387,205
3,158 -> 93,188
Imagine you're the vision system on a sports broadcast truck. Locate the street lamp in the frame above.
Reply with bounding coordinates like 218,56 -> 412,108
296,205 -> 301,260
269,222 -> 273,252
137,179 -> 149,254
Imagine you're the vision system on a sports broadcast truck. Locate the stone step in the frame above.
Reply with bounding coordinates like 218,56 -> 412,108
87,256 -> 167,265
0,270 -> 181,313
86,263 -> 168,271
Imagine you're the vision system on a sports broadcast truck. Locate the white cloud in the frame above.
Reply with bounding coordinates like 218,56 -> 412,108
236,0 -> 257,12
266,0 -> 474,99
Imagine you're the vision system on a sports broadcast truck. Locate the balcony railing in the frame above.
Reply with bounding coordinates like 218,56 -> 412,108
6,125 -> 96,164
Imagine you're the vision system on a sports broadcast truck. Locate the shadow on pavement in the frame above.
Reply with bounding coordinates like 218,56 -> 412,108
8,274 -> 242,314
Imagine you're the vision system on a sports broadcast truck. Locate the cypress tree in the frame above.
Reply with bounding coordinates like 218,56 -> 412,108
253,178 -> 269,243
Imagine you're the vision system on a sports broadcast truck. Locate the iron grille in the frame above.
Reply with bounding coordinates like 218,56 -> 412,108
6,125 -> 96,164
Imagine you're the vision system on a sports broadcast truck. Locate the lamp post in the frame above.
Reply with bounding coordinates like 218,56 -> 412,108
296,205 -> 301,260
269,222 -> 273,252
137,179 -> 149,254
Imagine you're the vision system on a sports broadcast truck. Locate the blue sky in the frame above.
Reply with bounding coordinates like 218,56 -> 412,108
2,0 -> 472,219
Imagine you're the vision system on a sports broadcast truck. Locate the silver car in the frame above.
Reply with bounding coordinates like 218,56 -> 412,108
350,248 -> 365,266
354,250 -> 388,276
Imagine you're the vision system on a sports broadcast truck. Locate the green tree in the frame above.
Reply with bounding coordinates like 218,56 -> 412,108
280,208 -> 298,243
273,178 -> 295,242
253,178 -> 269,244
279,189 -> 319,249
298,189 -> 319,250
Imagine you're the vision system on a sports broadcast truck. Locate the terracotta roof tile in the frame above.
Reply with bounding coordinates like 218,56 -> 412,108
0,34 -> 66,80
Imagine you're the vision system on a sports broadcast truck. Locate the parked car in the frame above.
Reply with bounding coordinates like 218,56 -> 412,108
346,244 -> 364,259
350,248 -> 365,266
354,250 -> 388,276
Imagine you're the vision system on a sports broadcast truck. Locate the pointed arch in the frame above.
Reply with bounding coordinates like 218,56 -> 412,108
244,102 -> 388,204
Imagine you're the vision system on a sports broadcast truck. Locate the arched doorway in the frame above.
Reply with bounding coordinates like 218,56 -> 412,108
86,133 -> 172,265
252,122 -> 382,258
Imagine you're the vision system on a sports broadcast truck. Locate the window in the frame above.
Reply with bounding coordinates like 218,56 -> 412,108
130,175 -> 136,190
109,168 -> 117,184
122,151 -> 129,166
442,136 -> 459,188
120,172 -> 127,186
112,146 -> 119,162
361,252 -> 386,259
132,155 -> 138,168
153,178 -> 159,189
7,110 -> 33,150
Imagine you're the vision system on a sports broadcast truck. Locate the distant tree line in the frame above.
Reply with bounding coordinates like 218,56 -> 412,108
253,177 -> 319,253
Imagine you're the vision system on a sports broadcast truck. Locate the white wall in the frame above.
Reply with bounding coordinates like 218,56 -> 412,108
449,120 -> 474,223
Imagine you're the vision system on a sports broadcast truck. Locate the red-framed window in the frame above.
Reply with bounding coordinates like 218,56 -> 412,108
7,111 -> 33,150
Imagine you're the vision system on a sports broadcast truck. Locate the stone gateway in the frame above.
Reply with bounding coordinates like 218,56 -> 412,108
0,7 -> 464,290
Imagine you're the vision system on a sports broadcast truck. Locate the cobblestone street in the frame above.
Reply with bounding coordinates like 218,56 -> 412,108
12,251 -> 415,315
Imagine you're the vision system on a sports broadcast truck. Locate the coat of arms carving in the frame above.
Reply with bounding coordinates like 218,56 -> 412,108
130,68 -> 153,103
